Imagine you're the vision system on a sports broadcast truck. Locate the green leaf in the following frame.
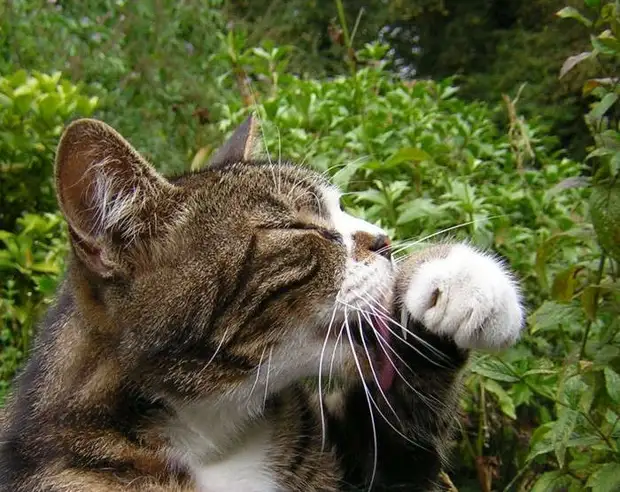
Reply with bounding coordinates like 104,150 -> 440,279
0,93 -> 13,108
611,151 -> 620,176
470,357 -> 519,383
556,7 -> 592,27
596,30 -> 620,54
383,147 -> 431,168
528,422 -> 556,461
604,367 -> 620,403
484,379 -> 516,419
589,93 -> 619,123
586,463 -> 620,492
528,301 -> 582,334
553,409 -> 579,468
530,471 -> 574,492
396,198 -> 437,226
551,265 -> 581,302
354,189 -> 386,207
559,52 -> 592,79
331,158 -> 365,189
37,93 -> 61,122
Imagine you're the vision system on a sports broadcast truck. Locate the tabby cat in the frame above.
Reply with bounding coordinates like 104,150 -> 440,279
0,116 -> 524,491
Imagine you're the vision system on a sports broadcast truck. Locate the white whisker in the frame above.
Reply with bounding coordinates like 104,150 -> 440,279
318,302 -> 340,451
343,307 -> 378,490
246,345 -> 267,406
263,346 -> 273,408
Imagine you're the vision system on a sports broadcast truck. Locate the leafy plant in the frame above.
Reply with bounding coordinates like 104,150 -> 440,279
0,70 -> 97,230
0,70 -> 93,403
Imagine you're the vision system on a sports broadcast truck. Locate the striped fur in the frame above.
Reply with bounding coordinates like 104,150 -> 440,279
0,118 -> 523,491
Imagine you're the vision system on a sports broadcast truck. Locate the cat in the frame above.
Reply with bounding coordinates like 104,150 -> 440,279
0,116 -> 524,491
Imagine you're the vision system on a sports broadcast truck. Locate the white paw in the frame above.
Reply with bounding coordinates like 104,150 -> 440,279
403,244 -> 524,350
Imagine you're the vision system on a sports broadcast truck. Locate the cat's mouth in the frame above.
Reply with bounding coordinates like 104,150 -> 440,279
349,314 -> 396,391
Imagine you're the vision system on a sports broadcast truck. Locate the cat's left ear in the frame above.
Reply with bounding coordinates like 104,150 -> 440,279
207,115 -> 262,169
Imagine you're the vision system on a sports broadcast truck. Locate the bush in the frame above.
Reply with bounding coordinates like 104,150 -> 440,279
0,71 -> 98,230
0,70 -> 95,402
1,0 -> 229,175
0,213 -> 67,402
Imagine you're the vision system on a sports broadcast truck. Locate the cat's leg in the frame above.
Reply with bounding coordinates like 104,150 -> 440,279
327,243 -> 524,491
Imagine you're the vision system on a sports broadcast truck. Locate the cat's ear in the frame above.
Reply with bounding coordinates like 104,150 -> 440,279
55,119 -> 175,277
207,115 -> 262,168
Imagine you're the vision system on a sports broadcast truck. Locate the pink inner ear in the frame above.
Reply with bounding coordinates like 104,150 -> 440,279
55,120 -> 117,240
56,119 -> 168,246
67,226 -> 113,277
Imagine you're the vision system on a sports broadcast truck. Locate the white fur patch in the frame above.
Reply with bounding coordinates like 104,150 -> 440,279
321,186 -> 393,314
404,243 -> 524,350
191,431 -> 277,492
321,186 -> 385,255
164,338 -> 347,491
165,398 -> 278,492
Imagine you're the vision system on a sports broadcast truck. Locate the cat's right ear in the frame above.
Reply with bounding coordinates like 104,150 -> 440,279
55,119 -> 177,277
207,114 -> 262,169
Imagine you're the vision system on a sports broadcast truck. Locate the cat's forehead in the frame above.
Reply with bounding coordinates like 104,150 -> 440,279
175,161 -> 336,206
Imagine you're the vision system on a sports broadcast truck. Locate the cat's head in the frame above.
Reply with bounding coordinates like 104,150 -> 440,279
55,117 -> 393,403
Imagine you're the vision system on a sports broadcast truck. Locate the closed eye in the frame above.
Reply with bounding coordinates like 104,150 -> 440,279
288,222 -> 343,244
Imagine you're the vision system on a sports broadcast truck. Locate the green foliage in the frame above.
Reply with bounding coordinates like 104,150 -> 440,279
0,213 -> 67,402
0,70 -> 97,230
1,1 -> 619,490
1,0 -> 228,174
0,70 -> 91,402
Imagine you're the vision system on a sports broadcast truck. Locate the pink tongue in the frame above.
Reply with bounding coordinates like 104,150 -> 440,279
373,315 -> 395,390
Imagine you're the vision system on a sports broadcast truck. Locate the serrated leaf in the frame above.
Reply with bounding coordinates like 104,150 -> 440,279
604,367 -> 620,403
556,7 -> 592,26
553,409 -> 579,467
528,301 -> 582,334
586,463 -> 620,492
531,471 -> 573,492
470,357 -> 519,383
560,52 -> 592,79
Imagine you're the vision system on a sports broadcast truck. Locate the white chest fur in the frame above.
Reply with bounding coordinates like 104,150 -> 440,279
165,398 -> 281,492
191,431 -> 278,492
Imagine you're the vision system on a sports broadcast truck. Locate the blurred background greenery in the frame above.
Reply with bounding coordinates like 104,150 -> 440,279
1,1 -> 620,490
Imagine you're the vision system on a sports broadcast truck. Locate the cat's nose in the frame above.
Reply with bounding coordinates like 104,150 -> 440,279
370,234 -> 392,260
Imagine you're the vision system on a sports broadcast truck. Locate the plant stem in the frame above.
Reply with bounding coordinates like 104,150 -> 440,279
335,0 -> 351,49
334,0 -> 357,76
579,254 -> 606,360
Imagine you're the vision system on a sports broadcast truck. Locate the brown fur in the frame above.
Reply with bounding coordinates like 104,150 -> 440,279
1,117 -> 472,491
